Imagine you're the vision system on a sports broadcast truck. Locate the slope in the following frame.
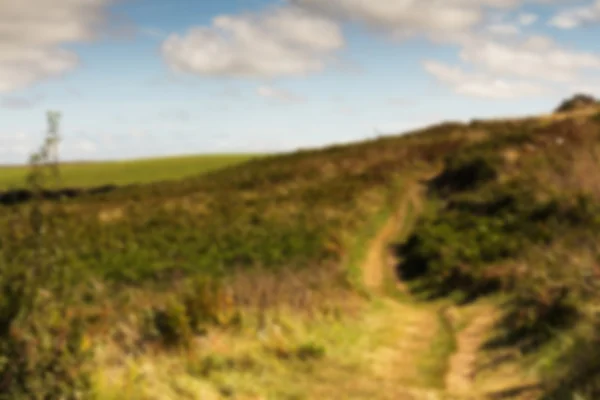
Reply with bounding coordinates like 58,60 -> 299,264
2,96 -> 600,398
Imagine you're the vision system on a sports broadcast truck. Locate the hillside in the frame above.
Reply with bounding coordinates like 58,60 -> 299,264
1,97 -> 600,399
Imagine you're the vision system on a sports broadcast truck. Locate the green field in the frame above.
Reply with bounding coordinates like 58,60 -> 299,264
0,153 -> 261,189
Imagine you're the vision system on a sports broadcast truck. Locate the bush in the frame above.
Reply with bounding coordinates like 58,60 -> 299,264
399,180 -> 600,300
429,152 -> 499,194
0,111 -> 95,399
0,289 -> 93,399
554,93 -> 598,113
147,296 -> 193,348
182,276 -> 236,331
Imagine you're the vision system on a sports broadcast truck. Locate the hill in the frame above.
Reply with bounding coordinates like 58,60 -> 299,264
1,99 -> 600,399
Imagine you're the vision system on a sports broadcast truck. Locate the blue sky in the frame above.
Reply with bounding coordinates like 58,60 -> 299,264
2,0 -> 600,164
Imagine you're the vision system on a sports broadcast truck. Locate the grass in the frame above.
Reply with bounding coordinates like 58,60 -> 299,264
4,96 -> 600,398
395,110 -> 600,397
0,153 -> 260,189
91,297 -> 447,400
418,306 -> 457,388
0,122 -> 470,285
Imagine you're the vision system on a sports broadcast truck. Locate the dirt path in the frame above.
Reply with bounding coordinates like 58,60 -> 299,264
358,177 -> 530,400
444,305 -> 500,398
362,199 -> 408,292
362,181 -> 423,293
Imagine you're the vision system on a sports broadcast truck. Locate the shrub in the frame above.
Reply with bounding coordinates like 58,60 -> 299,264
0,111 -> 94,398
182,276 -> 236,331
294,341 -> 326,361
147,296 -> 193,348
0,289 -> 93,399
399,179 -> 600,300
554,93 -> 598,113
429,152 -> 499,194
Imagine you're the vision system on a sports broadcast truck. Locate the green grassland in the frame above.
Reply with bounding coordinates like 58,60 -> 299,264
0,153 -> 260,189
2,99 -> 600,399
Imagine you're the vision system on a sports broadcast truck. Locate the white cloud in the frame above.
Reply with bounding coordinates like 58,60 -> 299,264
0,0 -> 116,93
293,0 -> 482,42
424,60 -> 546,99
292,0 -> 560,43
158,0 -> 588,95
161,6 -> 344,78
549,1 -> 600,29
458,35 -> 600,83
487,23 -> 521,35
423,27 -> 600,99
257,85 -> 305,103
518,12 -> 538,25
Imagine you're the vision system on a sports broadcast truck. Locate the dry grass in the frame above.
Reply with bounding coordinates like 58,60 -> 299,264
91,297 -> 454,400
87,175 -> 464,400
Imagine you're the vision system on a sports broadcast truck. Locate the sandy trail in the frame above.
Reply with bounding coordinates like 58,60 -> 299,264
358,175 -> 535,400
362,181 -> 423,293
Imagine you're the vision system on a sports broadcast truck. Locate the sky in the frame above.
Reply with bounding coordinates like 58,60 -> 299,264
2,0 -> 600,164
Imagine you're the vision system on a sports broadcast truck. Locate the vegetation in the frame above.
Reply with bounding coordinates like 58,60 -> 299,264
3,95 -> 600,398
0,111 -> 94,398
0,121 -> 470,285
0,110 -> 475,398
554,93 -> 599,113
397,106 -> 600,398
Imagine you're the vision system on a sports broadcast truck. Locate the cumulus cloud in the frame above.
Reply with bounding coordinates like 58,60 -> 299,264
0,0 -> 116,93
257,85 -> 305,103
291,0 -> 560,42
487,23 -> 521,35
549,1 -> 600,29
424,61 -> 546,99
423,31 -> 600,98
161,6 -> 344,78
458,35 -> 600,83
293,0 -> 481,42
287,0 -> 597,101
158,0 -> 590,98
518,12 -> 538,25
